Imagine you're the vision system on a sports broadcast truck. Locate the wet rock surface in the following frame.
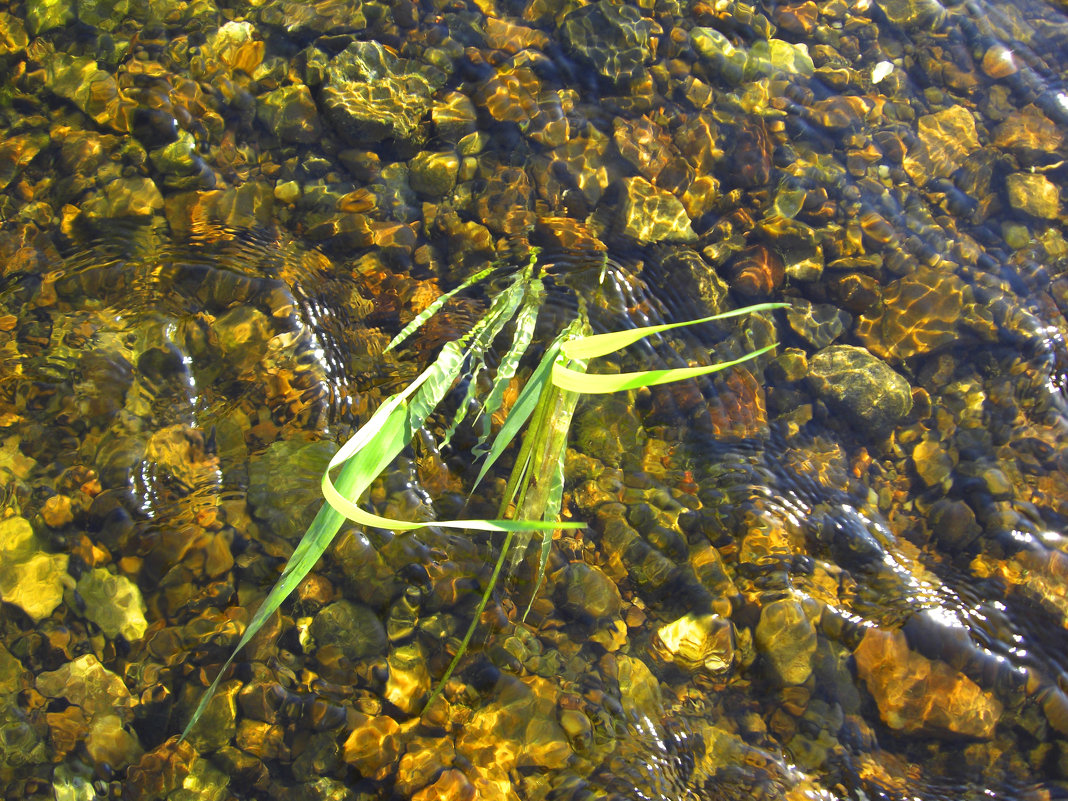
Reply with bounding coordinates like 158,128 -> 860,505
0,0 -> 1068,797
806,345 -> 913,433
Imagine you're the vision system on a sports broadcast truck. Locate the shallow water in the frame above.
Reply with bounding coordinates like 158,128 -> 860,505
2,0 -> 1068,798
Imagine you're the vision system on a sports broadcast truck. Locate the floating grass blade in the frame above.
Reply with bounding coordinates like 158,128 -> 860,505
552,342 -> 779,393
557,302 -> 788,361
551,302 -> 788,394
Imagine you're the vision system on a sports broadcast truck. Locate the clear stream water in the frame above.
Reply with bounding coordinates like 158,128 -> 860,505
2,0 -> 1068,798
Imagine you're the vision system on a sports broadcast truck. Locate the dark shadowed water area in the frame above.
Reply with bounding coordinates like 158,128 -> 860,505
3,0 -> 1068,799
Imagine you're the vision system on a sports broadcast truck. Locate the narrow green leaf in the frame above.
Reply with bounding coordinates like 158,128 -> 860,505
559,302 -> 788,361
475,277 -> 544,454
469,339 -> 559,495
551,342 -> 778,393
384,265 -> 495,354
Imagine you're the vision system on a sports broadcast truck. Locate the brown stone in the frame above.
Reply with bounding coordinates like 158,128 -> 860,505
343,715 -> 404,779
854,628 -> 1002,738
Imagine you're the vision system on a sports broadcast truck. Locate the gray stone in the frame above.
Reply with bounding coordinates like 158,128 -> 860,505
561,0 -> 654,88
806,345 -> 913,433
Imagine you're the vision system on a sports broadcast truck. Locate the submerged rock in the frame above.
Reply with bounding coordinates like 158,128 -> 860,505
247,438 -> 334,540
560,0 -> 654,88
785,299 -> 851,348
854,627 -> 1002,738
257,85 -> 322,144
408,151 -> 459,198
653,612 -> 734,674
26,0 -> 73,33
76,567 -> 148,641
557,562 -> 622,622
309,600 -> 387,661
36,654 -> 133,719
855,267 -> 994,362
619,176 -> 696,243
903,106 -> 981,185
754,598 -> 817,685
806,345 -> 912,433
321,41 -> 438,146
1006,172 -> 1061,219
0,515 -> 69,622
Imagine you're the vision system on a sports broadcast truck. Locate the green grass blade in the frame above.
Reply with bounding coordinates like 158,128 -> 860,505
384,265 -> 495,354
469,318 -> 573,495
551,342 -> 778,394
559,302 -> 788,361
475,277 -> 544,454
423,526 -> 516,713
438,267 -> 537,447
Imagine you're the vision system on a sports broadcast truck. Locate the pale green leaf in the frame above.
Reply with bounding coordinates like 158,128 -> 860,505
551,342 -> 778,393
559,302 -> 788,361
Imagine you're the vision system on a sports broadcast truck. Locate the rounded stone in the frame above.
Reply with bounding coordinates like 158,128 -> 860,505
558,563 -> 622,622
257,85 -> 322,144
755,599 -> 817,686
806,345 -> 913,434
407,151 -> 459,198
309,600 -> 387,661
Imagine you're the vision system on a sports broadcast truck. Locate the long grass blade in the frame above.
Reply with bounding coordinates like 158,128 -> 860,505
558,302 -> 788,361
552,342 -> 778,393
475,277 -> 543,454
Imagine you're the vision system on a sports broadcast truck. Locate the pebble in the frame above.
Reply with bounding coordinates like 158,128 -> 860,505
76,567 -> 148,641
806,345 -> 913,433
1006,172 -> 1061,219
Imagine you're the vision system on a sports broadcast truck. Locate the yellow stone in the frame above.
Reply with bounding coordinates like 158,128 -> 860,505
343,715 -> 403,779
0,551 -> 69,621
1006,172 -> 1061,220
76,567 -> 148,641
41,495 -> 73,528
903,106 -> 980,185
654,613 -> 734,673
754,598 -> 817,685
36,654 -> 133,719
854,627 -> 1001,738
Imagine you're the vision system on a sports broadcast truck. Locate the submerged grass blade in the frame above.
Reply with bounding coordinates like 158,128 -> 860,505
475,277 -> 544,454
384,265 -> 495,354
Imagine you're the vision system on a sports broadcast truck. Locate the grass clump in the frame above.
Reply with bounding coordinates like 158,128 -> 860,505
181,251 -> 784,738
